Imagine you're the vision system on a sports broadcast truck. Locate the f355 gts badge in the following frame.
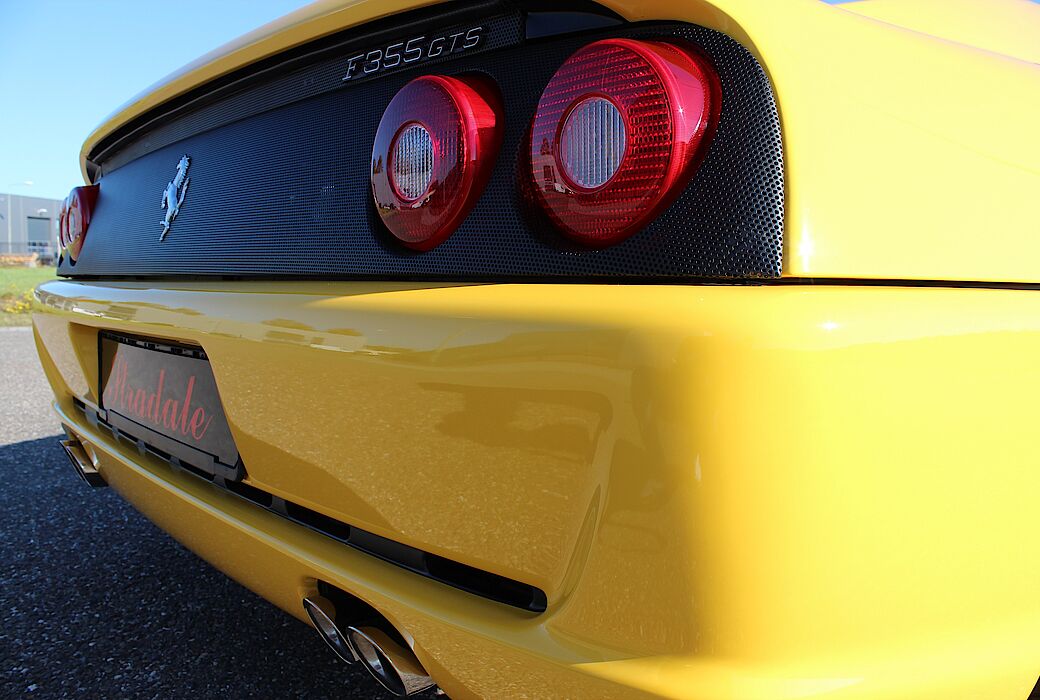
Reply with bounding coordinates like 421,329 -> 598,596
159,155 -> 191,241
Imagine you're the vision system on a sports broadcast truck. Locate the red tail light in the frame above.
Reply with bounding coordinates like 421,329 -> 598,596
58,197 -> 69,249
371,75 -> 502,251
528,39 -> 721,247
60,185 -> 100,262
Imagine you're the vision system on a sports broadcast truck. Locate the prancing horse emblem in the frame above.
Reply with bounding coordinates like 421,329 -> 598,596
159,155 -> 191,241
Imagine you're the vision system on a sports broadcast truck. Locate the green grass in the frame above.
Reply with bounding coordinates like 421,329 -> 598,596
0,266 -> 57,326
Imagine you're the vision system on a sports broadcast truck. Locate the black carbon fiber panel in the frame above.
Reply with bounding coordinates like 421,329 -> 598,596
64,17 -> 783,280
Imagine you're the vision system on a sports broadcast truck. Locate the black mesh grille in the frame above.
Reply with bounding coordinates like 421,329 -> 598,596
63,12 -> 783,281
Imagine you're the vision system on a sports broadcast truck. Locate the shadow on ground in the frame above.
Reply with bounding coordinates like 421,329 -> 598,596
0,435 -> 424,698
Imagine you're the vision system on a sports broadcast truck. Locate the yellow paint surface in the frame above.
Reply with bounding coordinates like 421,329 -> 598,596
48,1 -> 1040,696
34,280 -> 1040,697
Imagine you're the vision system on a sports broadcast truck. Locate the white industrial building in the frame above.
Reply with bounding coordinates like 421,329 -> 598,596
1,192 -> 63,262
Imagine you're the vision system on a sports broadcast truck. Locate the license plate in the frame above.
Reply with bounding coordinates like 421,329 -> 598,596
99,333 -> 239,476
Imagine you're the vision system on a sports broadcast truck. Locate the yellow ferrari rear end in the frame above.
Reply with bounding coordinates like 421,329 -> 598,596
34,0 -> 1040,698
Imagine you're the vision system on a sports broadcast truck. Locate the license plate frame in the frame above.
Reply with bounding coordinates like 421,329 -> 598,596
98,331 -> 244,481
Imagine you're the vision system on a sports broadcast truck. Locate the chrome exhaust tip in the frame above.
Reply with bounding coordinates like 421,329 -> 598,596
59,437 -> 106,488
344,626 -> 436,697
302,596 -> 359,664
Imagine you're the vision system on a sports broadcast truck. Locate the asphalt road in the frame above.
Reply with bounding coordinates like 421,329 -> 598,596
0,326 -> 431,699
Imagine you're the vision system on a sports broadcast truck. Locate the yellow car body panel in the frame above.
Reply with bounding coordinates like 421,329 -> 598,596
34,281 -> 1040,698
81,0 -> 1040,283
835,0 -> 1040,64
44,0 -> 1040,697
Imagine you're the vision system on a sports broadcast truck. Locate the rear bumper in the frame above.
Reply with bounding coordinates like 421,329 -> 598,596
34,280 -> 1040,699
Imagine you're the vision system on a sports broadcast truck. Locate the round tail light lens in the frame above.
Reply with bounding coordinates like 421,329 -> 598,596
391,123 -> 435,201
559,96 -> 626,189
61,185 -> 99,263
528,39 -> 721,247
371,75 -> 502,251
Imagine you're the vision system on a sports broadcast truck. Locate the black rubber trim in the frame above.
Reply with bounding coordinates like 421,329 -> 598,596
73,398 -> 548,613
773,277 -> 1040,291
88,0 -> 514,167
524,0 -> 624,38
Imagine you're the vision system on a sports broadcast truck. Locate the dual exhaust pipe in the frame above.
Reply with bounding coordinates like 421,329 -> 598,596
61,432 -> 431,695
60,434 -> 106,488
303,596 -> 436,696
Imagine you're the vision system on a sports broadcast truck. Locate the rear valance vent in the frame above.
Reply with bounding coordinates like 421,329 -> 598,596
74,398 -> 549,613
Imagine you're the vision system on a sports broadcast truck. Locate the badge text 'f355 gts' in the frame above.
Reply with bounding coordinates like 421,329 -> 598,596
159,155 -> 191,241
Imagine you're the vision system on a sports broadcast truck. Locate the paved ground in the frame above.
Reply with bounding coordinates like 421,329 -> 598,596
0,326 -> 427,698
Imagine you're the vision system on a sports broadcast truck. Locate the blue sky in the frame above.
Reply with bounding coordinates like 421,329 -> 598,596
0,0 -> 309,201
